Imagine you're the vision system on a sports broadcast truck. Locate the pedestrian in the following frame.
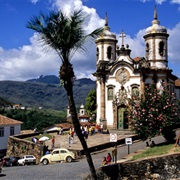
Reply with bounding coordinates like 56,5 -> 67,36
150,140 -> 156,147
102,157 -> 107,166
51,136 -> 55,148
146,141 -> 149,147
61,127 -> 64,135
106,153 -> 112,164
34,128 -> 37,132
175,133 -> 180,147
112,147 -> 117,163
100,124 -> 103,133
59,127 -> 62,135
45,150 -> 50,155
68,133 -> 71,144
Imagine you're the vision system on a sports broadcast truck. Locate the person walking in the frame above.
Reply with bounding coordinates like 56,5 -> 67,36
106,153 -> 112,164
51,136 -> 55,149
102,157 -> 107,166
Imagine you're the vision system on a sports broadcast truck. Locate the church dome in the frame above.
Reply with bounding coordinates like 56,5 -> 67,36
145,6 -> 167,35
101,26 -> 116,40
145,21 -> 167,34
97,13 -> 116,41
80,104 -> 84,108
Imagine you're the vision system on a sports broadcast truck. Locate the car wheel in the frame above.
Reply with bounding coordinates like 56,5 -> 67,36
42,159 -> 49,165
66,156 -> 72,163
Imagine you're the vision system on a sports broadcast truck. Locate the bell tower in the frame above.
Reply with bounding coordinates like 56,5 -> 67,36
143,6 -> 169,69
94,13 -> 117,128
95,13 -> 117,65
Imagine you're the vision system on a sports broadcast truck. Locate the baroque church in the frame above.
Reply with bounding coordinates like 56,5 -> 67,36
93,7 -> 180,130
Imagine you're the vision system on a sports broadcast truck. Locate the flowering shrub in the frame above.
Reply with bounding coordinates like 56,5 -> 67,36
129,83 -> 180,141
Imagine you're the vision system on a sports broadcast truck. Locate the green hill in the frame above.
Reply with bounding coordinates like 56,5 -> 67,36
0,97 -> 13,107
0,77 -> 96,110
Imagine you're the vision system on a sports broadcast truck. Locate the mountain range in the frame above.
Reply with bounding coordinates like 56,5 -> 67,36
0,75 -> 96,110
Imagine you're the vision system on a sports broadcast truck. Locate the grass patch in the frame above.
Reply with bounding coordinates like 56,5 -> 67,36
132,144 -> 180,161
25,134 -> 52,142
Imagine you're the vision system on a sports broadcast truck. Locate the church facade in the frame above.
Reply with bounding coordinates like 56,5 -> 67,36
93,7 -> 180,130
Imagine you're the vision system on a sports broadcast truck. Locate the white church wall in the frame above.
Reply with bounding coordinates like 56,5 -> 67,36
96,81 -> 101,124
105,100 -> 114,126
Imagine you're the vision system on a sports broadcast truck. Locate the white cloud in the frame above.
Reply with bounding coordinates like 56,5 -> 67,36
156,0 -> 166,4
31,0 -> 39,4
139,0 -> 166,4
0,33 -> 60,81
0,0 -> 180,81
171,0 -> 180,4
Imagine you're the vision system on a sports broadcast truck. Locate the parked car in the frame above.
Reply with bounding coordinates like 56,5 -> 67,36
3,157 -> 21,167
0,159 -> 2,173
18,155 -> 36,166
40,148 -> 75,165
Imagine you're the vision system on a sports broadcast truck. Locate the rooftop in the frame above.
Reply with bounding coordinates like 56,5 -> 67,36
0,114 -> 23,126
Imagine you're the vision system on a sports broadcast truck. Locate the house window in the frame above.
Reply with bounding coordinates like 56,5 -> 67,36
0,127 -> 4,137
107,46 -> 112,59
108,87 -> 114,100
159,41 -> 164,56
10,126 -> 14,136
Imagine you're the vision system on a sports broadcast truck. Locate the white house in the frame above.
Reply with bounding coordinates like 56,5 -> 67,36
0,114 -> 22,152
94,7 -> 180,130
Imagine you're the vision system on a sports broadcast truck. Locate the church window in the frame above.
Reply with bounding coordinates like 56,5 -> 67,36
107,86 -> 114,100
159,41 -> 164,56
146,43 -> 149,59
169,84 -> 174,95
107,46 -> 112,59
96,48 -> 99,60
131,86 -> 139,99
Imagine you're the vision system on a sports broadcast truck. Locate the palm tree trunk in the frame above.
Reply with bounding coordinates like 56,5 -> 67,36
64,78 -> 97,180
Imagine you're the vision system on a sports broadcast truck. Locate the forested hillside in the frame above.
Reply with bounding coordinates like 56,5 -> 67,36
0,76 -> 96,110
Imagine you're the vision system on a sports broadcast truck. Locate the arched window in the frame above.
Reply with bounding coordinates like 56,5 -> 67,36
96,47 -> 99,60
146,43 -> 149,59
159,41 -> 164,56
107,46 -> 112,59
107,86 -> 114,100
131,86 -> 139,99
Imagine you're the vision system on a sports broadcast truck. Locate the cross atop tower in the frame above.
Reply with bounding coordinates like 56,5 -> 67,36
120,30 -> 126,46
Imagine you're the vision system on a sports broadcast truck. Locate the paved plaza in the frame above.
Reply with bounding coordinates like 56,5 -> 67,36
44,130 -> 137,153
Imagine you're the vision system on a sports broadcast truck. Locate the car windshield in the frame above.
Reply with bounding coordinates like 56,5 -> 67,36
25,156 -> 34,158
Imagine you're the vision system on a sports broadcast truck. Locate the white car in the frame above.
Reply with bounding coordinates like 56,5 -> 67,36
40,148 -> 75,165
18,155 -> 36,166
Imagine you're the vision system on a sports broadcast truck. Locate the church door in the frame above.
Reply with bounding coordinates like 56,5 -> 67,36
117,107 -> 128,129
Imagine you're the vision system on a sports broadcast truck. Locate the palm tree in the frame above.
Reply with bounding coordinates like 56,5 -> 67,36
27,9 -> 103,179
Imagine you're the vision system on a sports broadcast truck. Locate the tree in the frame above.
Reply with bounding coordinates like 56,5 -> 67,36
85,89 -> 96,116
27,9 -> 103,179
129,83 -> 180,142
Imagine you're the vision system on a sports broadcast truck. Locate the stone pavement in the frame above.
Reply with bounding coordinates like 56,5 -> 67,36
44,130 -> 138,156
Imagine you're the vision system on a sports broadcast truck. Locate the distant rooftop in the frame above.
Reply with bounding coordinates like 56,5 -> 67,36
0,114 -> 23,125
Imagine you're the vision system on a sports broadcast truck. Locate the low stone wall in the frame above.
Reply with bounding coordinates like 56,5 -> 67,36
84,153 -> 180,180
6,135 -> 44,163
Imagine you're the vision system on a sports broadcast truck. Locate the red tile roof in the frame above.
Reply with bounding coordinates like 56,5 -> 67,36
78,114 -> 90,118
0,115 -> 23,125
134,57 -> 142,62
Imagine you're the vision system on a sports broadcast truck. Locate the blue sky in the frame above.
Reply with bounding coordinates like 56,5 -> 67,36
0,0 -> 180,81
